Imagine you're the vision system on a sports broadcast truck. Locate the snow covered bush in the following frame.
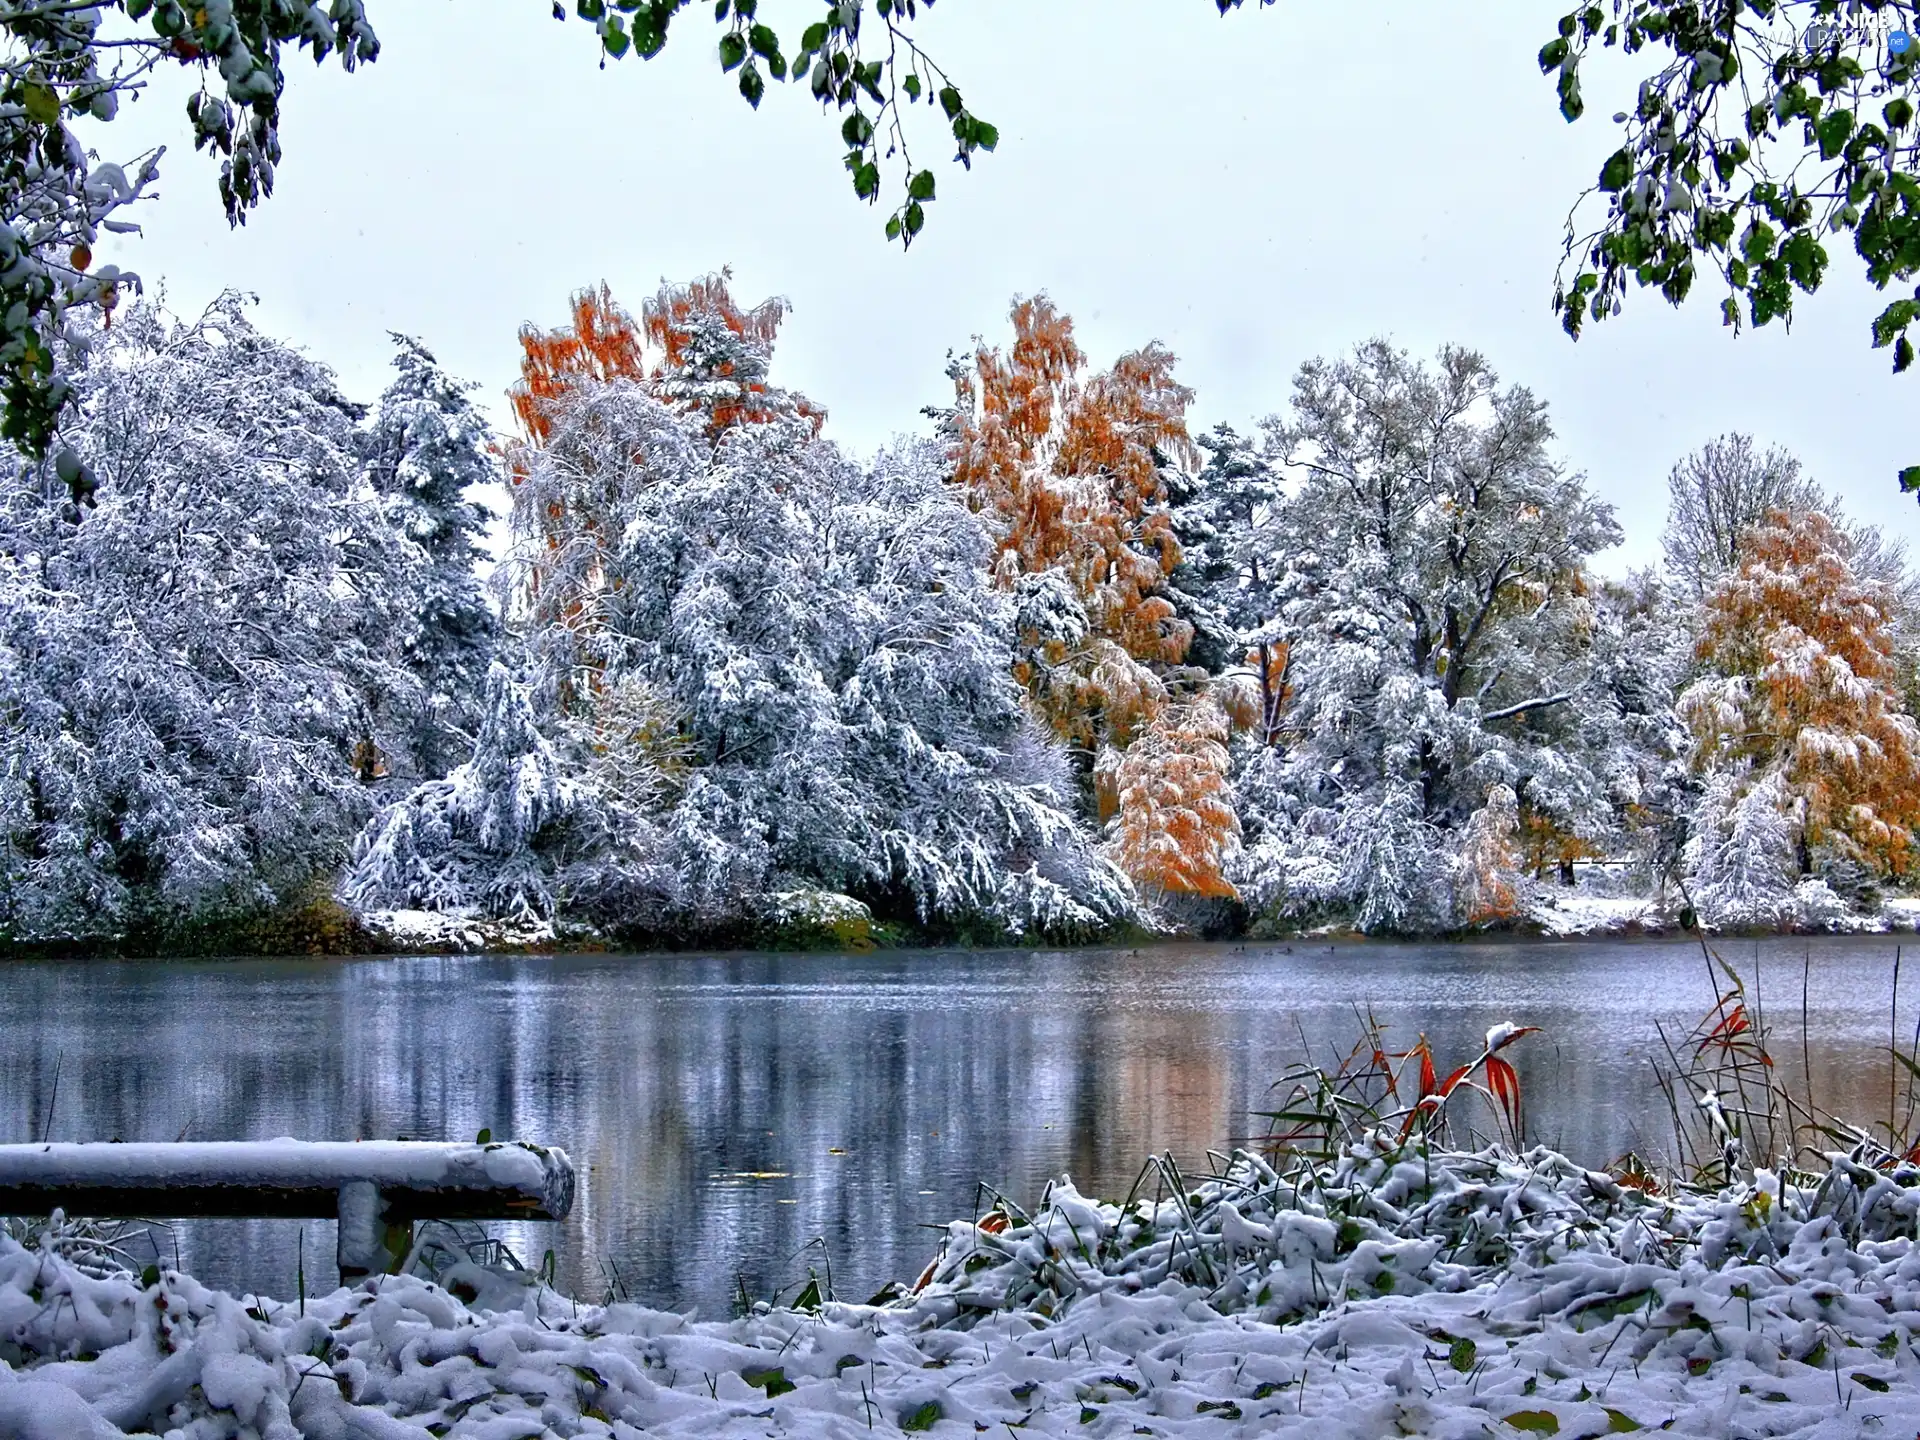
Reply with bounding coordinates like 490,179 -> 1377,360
340,664 -> 670,929
0,295 -> 427,944
7,1132 -> 1920,1436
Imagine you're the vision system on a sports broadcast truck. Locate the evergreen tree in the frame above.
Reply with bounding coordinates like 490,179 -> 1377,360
340,663 -> 670,928
362,334 -> 500,777
1163,425 -> 1282,672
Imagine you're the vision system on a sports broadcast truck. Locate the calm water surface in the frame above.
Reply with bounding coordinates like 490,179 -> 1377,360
0,936 -> 1905,1315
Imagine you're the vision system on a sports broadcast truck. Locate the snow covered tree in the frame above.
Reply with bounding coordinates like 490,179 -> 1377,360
1680,507 -> 1920,888
505,273 -> 822,709
1452,782 -> 1524,926
1163,423 -> 1291,742
509,283 -> 647,447
1662,434 -> 1820,605
948,295 -> 1195,754
1515,568 -> 1692,889
493,281 -> 1136,942
361,334 -> 499,777
0,293 -> 422,943
1683,768 -> 1798,931
1662,435 -> 1920,717
509,273 -> 816,447
339,664 -> 669,928
1230,341 -> 1621,932
1106,694 -> 1240,903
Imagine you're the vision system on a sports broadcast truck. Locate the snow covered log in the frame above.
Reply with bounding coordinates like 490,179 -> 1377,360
0,1139 -> 574,1280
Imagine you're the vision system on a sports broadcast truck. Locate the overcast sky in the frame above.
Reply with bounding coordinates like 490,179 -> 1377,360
84,0 -> 1920,572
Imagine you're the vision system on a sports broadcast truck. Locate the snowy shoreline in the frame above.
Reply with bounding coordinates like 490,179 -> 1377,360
6,888 -> 1917,962
346,895 -> 1920,957
5,1138 -> 1920,1437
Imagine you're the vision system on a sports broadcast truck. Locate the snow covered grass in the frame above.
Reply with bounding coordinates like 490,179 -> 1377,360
5,1135 -> 1920,1436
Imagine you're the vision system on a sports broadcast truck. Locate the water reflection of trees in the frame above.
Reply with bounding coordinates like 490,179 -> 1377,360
0,941 -> 1909,1315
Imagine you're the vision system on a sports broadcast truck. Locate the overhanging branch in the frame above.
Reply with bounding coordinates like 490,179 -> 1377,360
1481,691 -> 1576,724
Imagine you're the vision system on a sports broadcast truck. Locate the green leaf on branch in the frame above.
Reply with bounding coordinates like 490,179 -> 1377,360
1901,464 -> 1920,494
1874,299 -> 1918,347
908,168 -> 935,200
739,59 -> 764,106
1598,148 -> 1632,191
1558,66 -> 1584,121
1816,108 -> 1854,160
21,83 -> 59,127
718,31 -> 746,70
1781,231 -> 1826,291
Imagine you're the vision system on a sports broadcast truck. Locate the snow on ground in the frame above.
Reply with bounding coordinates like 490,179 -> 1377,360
1525,885 -> 1920,939
1527,893 -> 1659,938
359,909 -> 566,954
5,1138 -> 1920,1437
1884,899 -> 1920,932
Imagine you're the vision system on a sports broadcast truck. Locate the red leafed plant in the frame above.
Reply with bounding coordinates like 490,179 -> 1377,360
1251,1011 -> 1541,1162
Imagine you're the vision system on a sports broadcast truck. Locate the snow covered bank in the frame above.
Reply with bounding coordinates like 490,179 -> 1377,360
348,890 -> 1920,956
6,1137 -> 1920,1436
355,909 -> 595,955
1525,888 -> 1920,940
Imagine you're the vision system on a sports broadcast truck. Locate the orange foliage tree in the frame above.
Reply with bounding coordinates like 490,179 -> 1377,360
1680,507 -> 1920,877
1104,696 -> 1241,900
1454,784 -> 1525,924
949,295 -> 1198,751
509,270 -> 815,446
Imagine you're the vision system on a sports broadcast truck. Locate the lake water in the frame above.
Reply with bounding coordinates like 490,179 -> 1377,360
0,936 -> 1908,1316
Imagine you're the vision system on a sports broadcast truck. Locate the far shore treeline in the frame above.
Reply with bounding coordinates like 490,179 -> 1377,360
2,275 -> 1916,957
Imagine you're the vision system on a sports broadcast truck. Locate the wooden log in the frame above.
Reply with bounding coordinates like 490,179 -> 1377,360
0,1140 -> 575,1280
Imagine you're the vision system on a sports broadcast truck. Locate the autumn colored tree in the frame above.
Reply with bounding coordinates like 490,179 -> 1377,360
1680,507 -> 1920,880
949,295 -> 1197,752
1454,784 -> 1525,925
508,283 -> 646,446
1105,696 -> 1240,901
509,271 -> 814,445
